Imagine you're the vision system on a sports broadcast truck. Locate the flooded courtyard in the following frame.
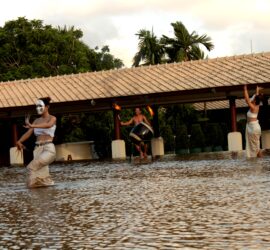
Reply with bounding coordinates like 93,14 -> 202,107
1,156 -> 270,249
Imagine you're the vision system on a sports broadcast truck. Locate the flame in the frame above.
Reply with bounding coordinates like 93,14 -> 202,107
113,103 -> 121,111
147,105 -> 154,117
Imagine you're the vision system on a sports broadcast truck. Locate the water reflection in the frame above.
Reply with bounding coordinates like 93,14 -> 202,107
1,157 -> 270,249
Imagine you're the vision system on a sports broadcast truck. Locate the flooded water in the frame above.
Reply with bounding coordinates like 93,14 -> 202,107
1,156 -> 270,249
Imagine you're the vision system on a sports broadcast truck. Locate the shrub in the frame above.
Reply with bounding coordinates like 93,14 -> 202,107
207,123 -> 224,147
161,125 -> 175,152
190,124 -> 205,148
175,124 -> 189,149
220,122 -> 229,149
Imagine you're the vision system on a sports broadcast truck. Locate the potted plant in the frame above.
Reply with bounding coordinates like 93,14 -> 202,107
201,123 -> 213,152
175,124 -> 189,155
190,124 -> 205,153
207,123 -> 223,152
220,122 -> 229,151
161,125 -> 175,153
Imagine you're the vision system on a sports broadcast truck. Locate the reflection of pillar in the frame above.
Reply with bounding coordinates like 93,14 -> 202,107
229,97 -> 237,132
113,109 -> 121,140
152,105 -> 160,137
12,123 -> 18,146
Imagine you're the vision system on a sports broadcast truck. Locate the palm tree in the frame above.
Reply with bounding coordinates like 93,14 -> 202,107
162,21 -> 214,62
132,29 -> 165,67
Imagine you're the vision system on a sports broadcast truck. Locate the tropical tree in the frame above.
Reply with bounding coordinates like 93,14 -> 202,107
132,29 -> 165,67
162,21 -> 214,62
0,17 -> 124,82
90,45 -> 124,71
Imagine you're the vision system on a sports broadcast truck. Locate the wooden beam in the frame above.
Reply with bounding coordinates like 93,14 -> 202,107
2,84 -> 270,118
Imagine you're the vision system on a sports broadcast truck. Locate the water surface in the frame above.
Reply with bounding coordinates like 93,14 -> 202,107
1,157 -> 270,249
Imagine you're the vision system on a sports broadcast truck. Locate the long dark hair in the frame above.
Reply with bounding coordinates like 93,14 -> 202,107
254,94 -> 263,105
39,97 -> 51,106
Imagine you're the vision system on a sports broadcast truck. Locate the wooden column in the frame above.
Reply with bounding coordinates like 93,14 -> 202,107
259,96 -> 269,130
12,123 -> 18,146
113,109 -> 121,140
55,114 -> 63,144
229,97 -> 237,132
152,105 -> 160,137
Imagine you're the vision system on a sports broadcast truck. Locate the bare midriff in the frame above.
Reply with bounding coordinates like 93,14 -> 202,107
247,117 -> 257,123
36,135 -> 53,143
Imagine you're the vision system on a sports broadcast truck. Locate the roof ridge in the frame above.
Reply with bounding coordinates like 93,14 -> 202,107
0,51 -> 270,86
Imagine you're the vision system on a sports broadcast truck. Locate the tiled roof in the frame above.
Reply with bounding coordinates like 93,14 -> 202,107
193,99 -> 248,111
1,52 -> 270,109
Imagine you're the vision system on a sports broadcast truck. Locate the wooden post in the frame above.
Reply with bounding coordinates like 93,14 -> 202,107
113,109 -> 121,140
259,96 -> 269,130
12,123 -> 18,146
152,105 -> 160,137
55,114 -> 63,144
229,97 -> 237,132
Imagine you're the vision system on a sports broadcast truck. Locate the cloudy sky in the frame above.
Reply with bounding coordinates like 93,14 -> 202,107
1,0 -> 269,67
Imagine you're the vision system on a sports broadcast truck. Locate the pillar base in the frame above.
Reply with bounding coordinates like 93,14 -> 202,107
151,137 -> 164,158
10,147 -> 24,166
228,132 -> 243,151
262,130 -> 270,149
111,140 -> 126,160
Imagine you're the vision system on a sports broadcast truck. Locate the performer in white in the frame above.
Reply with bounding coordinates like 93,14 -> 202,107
243,85 -> 263,158
16,97 -> 57,188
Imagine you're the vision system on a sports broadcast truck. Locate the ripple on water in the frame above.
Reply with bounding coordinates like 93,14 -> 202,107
1,158 -> 270,249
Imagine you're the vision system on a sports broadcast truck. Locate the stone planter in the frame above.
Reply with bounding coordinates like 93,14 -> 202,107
203,146 -> 212,152
176,148 -> 189,155
213,146 -> 223,152
190,147 -> 202,154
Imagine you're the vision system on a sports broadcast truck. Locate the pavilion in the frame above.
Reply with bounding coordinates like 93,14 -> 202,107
1,52 -> 270,165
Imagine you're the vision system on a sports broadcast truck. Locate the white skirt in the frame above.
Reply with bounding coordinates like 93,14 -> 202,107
26,143 -> 56,188
245,120 -> 261,158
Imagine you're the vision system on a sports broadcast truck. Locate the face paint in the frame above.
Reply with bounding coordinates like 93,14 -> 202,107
36,100 -> 45,115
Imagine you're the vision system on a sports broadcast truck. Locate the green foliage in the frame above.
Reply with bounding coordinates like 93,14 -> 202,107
133,21 -> 214,66
220,122 -> 229,149
175,124 -> 189,149
159,107 -> 173,152
160,125 -> 175,152
201,122 -> 212,147
132,29 -> 165,67
90,46 -> 124,71
164,104 -> 199,133
0,17 -> 124,82
163,21 -> 214,62
158,104 -> 203,153
206,123 -> 224,147
59,111 -> 114,159
190,124 -> 205,148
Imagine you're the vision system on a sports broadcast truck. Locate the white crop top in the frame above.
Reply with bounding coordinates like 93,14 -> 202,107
34,124 -> 56,137
247,110 -> 258,119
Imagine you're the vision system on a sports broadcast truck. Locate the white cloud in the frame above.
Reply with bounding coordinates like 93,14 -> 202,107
0,0 -> 269,67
